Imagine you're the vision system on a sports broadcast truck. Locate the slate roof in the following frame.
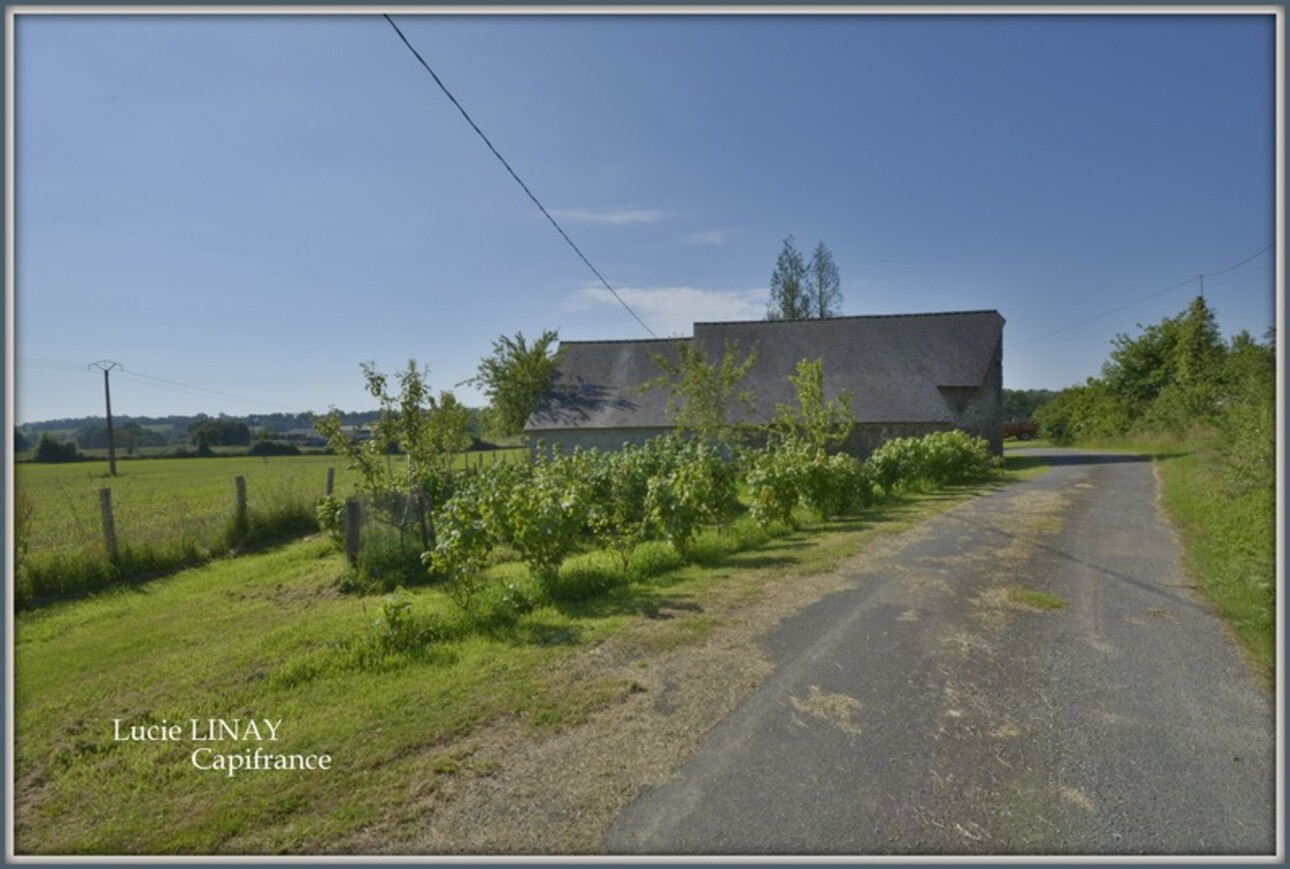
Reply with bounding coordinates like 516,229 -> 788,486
525,310 -> 1004,432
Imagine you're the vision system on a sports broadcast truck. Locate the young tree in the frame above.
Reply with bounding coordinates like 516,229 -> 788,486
645,340 -> 758,448
773,357 -> 856,457
766,235 -> 810,321
466,329 -> 561,437
806,242 -> 843,318
316,360 -> 471,551
1174,296 -> 1225,391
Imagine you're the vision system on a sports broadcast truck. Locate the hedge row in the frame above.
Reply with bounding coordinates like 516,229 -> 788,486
426,429 -> 999,617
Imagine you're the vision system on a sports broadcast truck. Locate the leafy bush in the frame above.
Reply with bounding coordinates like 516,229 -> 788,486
584,446 -> 654,572
645,439 -> 739,556
427,477 -> 497,617
471,460 -> 532,550
918,430 -> 997,485
506,450 -> 590,584
864,431 -> 995,493
316,495 -> 345,546
865,436 -> 926,493
744,437 -> 805,530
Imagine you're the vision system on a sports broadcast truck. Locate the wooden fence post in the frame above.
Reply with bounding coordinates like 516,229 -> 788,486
345,497 -> 362,567
325,467 -> 335,497
99,488 -> 119,562
231,475 -> 249,543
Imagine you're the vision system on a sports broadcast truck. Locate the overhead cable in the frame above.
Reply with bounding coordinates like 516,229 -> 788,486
381,14 -> 658,339
1007,242 -> 1274,351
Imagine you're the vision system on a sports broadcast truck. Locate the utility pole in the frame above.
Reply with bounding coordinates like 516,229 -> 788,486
1198,274 -> 1205,300
90,360 -> 121,476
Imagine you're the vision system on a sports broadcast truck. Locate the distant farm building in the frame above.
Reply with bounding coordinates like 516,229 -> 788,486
525,310 -> 1005,458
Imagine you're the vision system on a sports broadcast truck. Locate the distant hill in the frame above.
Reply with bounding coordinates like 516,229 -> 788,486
19,411 -> 380,436
17,408 -> 491,446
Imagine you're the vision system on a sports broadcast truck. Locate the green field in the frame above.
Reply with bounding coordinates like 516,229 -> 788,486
14,450 -> 526,606
17,455 -> 349,555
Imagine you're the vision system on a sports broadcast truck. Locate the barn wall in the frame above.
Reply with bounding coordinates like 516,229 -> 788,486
964,338 -> 1004,455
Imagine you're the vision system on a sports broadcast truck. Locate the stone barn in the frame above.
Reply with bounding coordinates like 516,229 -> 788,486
525,309 -> 1005,458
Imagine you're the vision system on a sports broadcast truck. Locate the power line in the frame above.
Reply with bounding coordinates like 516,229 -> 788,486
117,368 -> 297,411
1204,242 -> 1275,279
16,356 -> 298,412
17,356 -> 86,372
1007,242 -> 1274,351
380,14 -> 658,339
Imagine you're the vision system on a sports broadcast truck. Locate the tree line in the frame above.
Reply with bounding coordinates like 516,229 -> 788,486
1034,295 -> 1273,448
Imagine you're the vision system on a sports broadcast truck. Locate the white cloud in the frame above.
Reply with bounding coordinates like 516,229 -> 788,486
564,285 -> 768,337
684,229 -> 730,246
549,208 -> 667,225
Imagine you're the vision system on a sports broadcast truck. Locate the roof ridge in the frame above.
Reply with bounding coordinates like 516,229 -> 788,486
694,309 -> 1001,327
557,336 -> 691,347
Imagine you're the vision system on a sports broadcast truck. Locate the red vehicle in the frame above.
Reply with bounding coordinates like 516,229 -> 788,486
1004,420 -> 1039,441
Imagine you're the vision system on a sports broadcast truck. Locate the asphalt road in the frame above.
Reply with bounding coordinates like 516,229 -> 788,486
607,449 -> 1277,856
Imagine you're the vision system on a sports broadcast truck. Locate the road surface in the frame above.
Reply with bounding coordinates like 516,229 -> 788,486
607,449 -> 1277,856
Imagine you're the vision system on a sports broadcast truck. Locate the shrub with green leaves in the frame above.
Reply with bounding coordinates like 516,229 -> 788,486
427,478 -> 496,617
347,590 -> 455,670
865,430 -> 995,492
865,436 -> 922,493
316,495 -> 345,546
506,450 -> 590,584
744,436 -> 806,530
472,460 -> 532,550
584,446 -> 654,572
917,430 -> 997,484
645,439 -> 739,556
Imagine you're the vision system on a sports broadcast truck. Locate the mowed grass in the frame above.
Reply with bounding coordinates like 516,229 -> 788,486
15,538 -> 634,854
14,464 -> 1028,855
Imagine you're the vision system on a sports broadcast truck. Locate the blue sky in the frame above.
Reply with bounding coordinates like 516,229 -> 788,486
13,11 -> 1277,423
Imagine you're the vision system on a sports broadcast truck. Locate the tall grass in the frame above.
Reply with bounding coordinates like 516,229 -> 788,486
15,451 -> 528,609
15,459 -> 341,609
1157,423 -> 1276,682
16,483 -> 319,609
